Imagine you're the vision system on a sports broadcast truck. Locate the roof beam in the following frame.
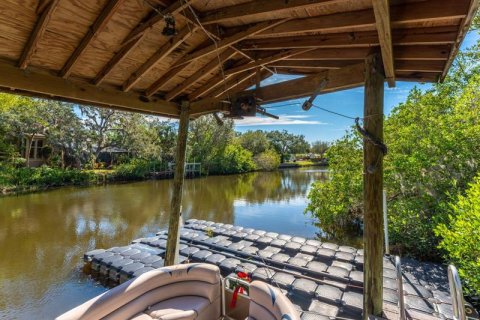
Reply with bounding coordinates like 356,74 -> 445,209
92,0 -> 191,86
209,71 -> 257,98
0,60 -> 179,117
188,63 -> 365,114
122,26 -> 196,92
270,59 -> 445,72
265,45 -> 451,61
164,48 -> 237,101
246,62 -> 365,104
396,71 -> 441,83
172,19 -> 289,67
239,27 -> 458,50
223,48 -> 313,77
270,60 -> 359,69
372,0 -> 395,87
145,63 -> 190,97
441,0 -> 480,81
59,0 -> 126,79
200,0 -> 345,25
188,72 -> 228,100
259,0 -> 468,37
18,0 -> 60,70
122,0 -> 193,46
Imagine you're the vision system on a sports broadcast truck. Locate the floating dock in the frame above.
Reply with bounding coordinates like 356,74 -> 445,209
83,219 -> 456,320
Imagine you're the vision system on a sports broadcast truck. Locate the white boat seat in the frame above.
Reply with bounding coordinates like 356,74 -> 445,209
56,264 -> 222,320
246,281 -> 300,320
147,296 -> 210,319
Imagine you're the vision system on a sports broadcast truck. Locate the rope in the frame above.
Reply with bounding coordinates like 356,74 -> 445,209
181,0 -> 230,99
354,117 -> 388,156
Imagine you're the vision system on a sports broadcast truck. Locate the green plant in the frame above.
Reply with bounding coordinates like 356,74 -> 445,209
113,159 -> 151,180
305,132 -> 363,238
306,66 -> 480,260
254,149 -> 280,171
213,144 -> 255,175
435,175 -> 480,295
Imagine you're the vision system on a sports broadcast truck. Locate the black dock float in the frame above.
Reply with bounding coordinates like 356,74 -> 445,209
83,219 -> 456,320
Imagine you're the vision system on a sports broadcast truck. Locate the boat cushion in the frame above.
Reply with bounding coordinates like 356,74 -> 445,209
130,313 -> 155,320
147,296 -> 209,319
248,281 -> 300,320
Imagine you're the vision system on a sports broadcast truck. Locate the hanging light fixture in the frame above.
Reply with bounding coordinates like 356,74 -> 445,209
162,14 -> 177,36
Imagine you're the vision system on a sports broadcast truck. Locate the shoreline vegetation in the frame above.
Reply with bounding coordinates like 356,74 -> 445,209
306,34 -> 480,300
0,162 -> 328,197
0,95 -> 329,196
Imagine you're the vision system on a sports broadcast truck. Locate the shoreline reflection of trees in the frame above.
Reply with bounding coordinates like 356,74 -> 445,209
0,169 -> 328,313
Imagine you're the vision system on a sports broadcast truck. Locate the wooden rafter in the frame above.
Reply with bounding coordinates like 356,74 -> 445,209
172,19 -> 289,67
59,0 -> 126,79
184,56 -> 272,101
18,0 -> 60,70
122,26 -> 197,92
244,62 -> 365,104
223,48 -> 313,77
209,71 -> 256,98
189,62 -> 365,115
270,59 -> 445,72
122,0 -> 192,46
441,0 -> 480,80
0,60 -> 179,117
270,60 -> 358,70
145,63 -> 190,97
259,0 -> 468,37
188,73 -> 228,100
93,36 -> 142,85
92,0 -> 192,86
200,0 -> 345,25
164,48 -> 237,101
284,46 -> 451,61
238,27 -> 459,50
372,0 -> 395,87
146,19 -> 282,98
220,69 -> 271,99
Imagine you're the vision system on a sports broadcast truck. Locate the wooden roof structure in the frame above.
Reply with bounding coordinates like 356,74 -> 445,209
0,0 -> 478,117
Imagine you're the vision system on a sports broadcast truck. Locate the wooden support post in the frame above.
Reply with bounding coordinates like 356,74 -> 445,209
165,101 -> 190,266
363,53 -> 385,319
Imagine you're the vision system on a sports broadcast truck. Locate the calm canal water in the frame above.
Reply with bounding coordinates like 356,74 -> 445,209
0,168 -> 335,319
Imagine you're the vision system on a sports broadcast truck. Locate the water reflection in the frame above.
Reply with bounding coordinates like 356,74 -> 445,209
0,168 -> 327,319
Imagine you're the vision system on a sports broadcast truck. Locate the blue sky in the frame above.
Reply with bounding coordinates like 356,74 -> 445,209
234,31 -> 480,143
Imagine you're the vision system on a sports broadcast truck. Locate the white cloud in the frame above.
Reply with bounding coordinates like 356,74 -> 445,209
234,114 -> 328,126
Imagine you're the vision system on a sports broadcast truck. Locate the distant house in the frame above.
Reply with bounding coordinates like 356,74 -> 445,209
21,133 -> 47,167
97,147 -> 129,167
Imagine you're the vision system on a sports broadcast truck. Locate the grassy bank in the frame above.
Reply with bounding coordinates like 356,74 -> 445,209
279,160 -> 327,168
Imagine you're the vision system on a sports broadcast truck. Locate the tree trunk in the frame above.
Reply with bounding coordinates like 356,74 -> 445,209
25,134 -> 35,167
165,102 -> 190,266
363,53 -> 385,319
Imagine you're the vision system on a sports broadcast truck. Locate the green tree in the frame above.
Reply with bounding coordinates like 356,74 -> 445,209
435,175 -> 480,295
254,149 -> 281,171
188,115 -> 235,174
42,102 -> 86,168
310,140 -> 330,158
266,130 -> 309,162
117,113 -> 162,162
79,106 -> 125,164
238,130 -> 270,155
1,95 -> 48,167
155,120 -> 177,163
214,144 -> 255,174
306,41 -> 480,260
